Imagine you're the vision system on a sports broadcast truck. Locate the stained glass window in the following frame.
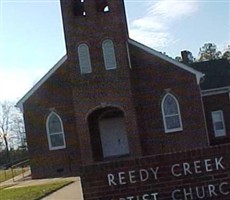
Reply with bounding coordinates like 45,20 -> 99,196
162,93 -> 183,133
46,112 -> 66,150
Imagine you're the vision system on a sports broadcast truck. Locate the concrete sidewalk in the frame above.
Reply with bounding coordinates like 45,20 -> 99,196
41,180 -> 83,200
0,169 -> 84,199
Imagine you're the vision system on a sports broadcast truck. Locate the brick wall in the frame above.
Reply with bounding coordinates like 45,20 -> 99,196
81,144 -> 230,200
129,44 -> 208,155
24,63 -> 81,179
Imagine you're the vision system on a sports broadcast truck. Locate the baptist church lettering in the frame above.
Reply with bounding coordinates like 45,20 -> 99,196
107,157 -> 224,186
171,182 -> 230,200
117,192 -> 158,200
107,157 -> 226,200
170,156 -> 226,200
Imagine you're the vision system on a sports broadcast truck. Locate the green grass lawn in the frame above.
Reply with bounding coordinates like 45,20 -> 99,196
0,181 -> 72,200
0,168 -> 26,183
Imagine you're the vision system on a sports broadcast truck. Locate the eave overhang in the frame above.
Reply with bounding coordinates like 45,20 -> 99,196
16,55 -> 68,112
128,38 -> 205,85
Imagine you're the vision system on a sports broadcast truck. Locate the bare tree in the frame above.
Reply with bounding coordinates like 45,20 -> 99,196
11,112 -> 26,149
0,102 -> 11,162
0,101 -> 25,163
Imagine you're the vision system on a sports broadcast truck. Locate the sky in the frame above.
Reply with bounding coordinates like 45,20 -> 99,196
0,0 -> 229,102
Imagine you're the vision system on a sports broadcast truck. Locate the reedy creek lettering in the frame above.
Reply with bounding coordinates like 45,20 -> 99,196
107,167 -> 159,186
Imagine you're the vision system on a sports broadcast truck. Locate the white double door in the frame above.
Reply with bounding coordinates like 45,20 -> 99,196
99,117 -> 129,158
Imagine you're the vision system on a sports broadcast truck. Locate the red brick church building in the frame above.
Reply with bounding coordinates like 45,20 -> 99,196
17,0 -> 222,179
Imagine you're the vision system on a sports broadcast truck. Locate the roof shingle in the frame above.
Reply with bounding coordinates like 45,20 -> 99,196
190,59 -> 230,90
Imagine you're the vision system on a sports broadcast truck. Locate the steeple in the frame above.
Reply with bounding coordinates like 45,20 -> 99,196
59,0 -> 142,162
60,0 -> 129,58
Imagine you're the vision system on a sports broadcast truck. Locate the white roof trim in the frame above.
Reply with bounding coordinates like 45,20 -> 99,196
128,38 -> 204,84
16,55 -> 68,112
201,86 -> 230,96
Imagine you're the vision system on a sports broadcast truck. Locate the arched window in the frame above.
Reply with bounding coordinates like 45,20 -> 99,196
46,112 -> 66,150
102,39 -> 117,70
78,43 -> 92,74
161,93 -> 183,133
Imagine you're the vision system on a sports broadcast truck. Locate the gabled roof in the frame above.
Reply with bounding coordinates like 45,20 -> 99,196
128,39 -> 204,84
16,55 -> 68,111
190,59 -> 230,90
17,39 -> 205,112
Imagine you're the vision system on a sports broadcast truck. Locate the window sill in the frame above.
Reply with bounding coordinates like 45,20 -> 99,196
214,135 -> 227,138
105,67 -> 117,71
165,128 -> 183,133
49,146 -> 66,151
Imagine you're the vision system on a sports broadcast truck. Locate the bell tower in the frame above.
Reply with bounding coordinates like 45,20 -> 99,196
60,0 -> 142,163
60,0 -> 129,62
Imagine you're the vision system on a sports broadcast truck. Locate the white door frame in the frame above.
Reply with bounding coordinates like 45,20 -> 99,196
99,116 -> 129,158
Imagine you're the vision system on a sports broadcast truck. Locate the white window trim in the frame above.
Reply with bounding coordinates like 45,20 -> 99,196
161,93 -> 183,133
78,43 -> 92,74
46,112 -> 66,151
211,110 -> 226,137
102,39 -> 117,70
